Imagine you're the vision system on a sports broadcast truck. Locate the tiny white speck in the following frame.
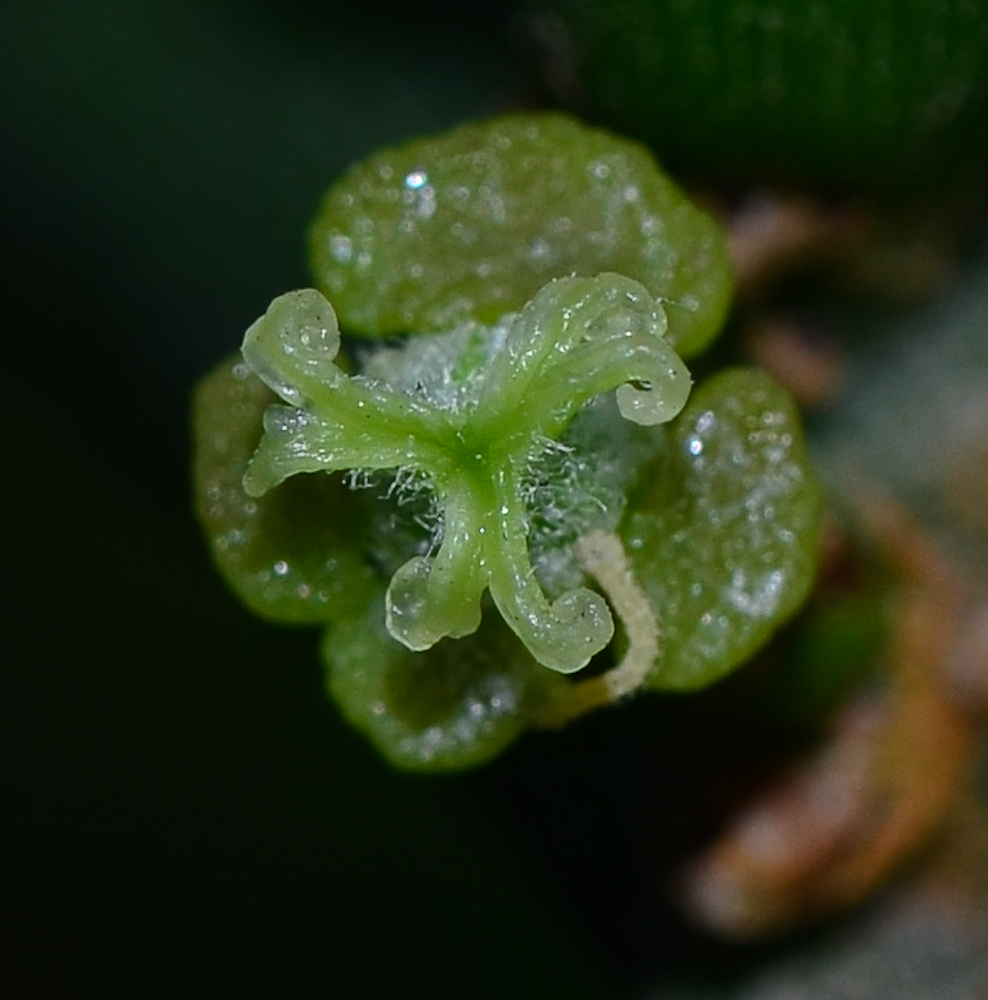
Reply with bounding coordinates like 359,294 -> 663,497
329,235 -> 353,263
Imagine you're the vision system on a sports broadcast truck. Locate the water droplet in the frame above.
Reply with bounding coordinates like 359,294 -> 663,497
329,235 -> 353,263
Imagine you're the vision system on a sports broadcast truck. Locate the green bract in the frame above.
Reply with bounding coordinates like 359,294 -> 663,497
309,113 -> 732,357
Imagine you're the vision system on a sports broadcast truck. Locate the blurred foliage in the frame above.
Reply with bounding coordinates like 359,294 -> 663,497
525,0 -> 988,191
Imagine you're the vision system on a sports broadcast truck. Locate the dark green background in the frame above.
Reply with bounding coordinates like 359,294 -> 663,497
2,1 -> 608,994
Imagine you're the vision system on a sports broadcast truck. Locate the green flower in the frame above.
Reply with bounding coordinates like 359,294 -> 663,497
193,113 -> 823,771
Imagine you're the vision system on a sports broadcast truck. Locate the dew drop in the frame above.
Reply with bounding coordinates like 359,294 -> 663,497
330,235 -> 353,263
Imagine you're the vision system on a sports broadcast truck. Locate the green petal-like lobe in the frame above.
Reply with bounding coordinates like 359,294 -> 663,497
324,599 -> 539,772
192,355 -> 375,624
309,113 -> 732,356
624,367 -> 823,689
526,0 -> 988,190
